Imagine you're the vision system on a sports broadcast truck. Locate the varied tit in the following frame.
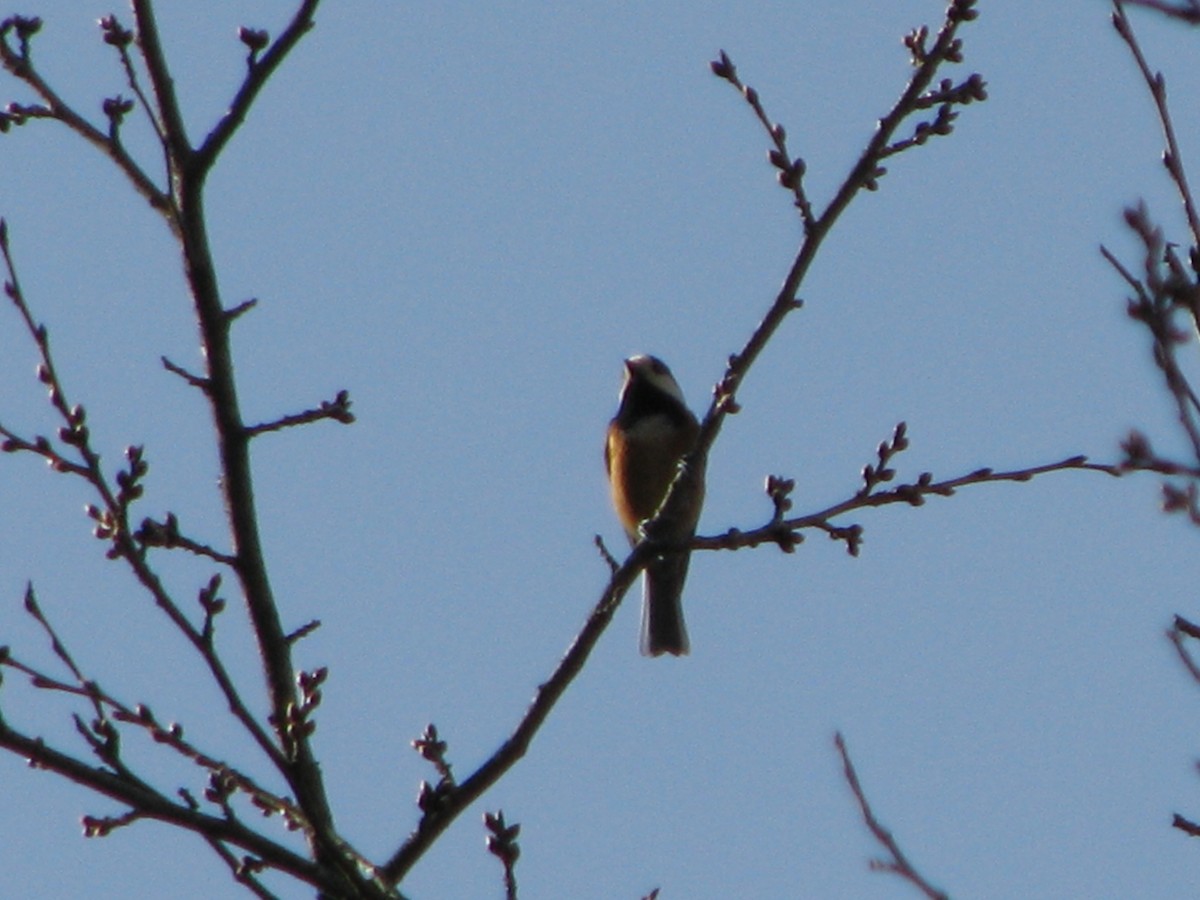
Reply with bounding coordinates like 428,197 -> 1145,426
605,355 -> 703,656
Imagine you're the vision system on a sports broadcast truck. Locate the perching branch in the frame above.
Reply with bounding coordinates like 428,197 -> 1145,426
382,1 -> 998,884
654,0 -> 987,548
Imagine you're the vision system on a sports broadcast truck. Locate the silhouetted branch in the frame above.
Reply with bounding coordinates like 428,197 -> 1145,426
0,17 -> 171,217
484,810 -> 521,900
0,711 -> 338,891
0,607 -> 340,894
1113,3 -> 1200,260
1109,0 -> 1200,855
710,49 -> 816,229
0,222 -> 287,780
656,0 -> 986,548
1122,0 -> 1200,24
246,390 -> 356,437
380,540 -> 649,883
192,1 -> 320,173
382,8 -> 991,882
1,639 -> 306,832
161,355 -> 211,391
1169,615 -> 1200,683
836,732 -> 949,900
134,513 -> 239,566
0,2 -> 379,891
1173,813 -> 1200,836
697,430 -> 1119,556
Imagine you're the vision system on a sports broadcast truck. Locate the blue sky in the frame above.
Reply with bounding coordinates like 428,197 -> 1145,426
3,2 -> 1200,898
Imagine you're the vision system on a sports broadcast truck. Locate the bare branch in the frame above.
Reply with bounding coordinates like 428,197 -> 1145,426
119,2 -> 344,861
1169,616 -> 1200,683
134,513 -> 239,566
0,223 -> 287,778
697,452 -> 1120,555
225,297 -> 259,322
98,15 -> 166,146
1121,0 -> 1200,24
483,810 -> 520,900
710,49 -> 816,229
836,732 -> 949,900
245,390 -> 356,438
284,619 -> 321,646
381,540 -> 649,883
383,3 -> 989,882
4,649 -> 308,831
192,1 -> 321,174
673,0 -> 986,538
1101,243 -> 1152,304
593,534 -> 620,574
0,712 -> 338,892
1113,2 -> 1200,250
127,1 -> 190,162
161,355 -> 211,392
0,17 -> 171,218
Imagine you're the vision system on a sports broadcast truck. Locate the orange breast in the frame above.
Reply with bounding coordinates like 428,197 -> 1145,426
606,414 -> 698,540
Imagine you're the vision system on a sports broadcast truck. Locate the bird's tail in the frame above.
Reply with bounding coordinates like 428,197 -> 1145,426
640,553 -> 691,656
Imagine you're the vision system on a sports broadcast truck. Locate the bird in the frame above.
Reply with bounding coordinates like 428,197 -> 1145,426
605,355 -> 703,656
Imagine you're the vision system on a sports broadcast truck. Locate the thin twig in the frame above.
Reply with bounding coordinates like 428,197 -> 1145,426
0,713 -> 339,893
1122,0 -> 1200,24
245,390 -> 355,437
696,454 -> 1120,555
1113,2 -> 1200,250
135,515 -> 239,566
192,1 -> 321,173
835,732 -> 949,900
711,50 -> 816,229
0,18 -> 172,219
0,221 -> 289,779
1168,616 -> 1200,686
161,355 -> 211,391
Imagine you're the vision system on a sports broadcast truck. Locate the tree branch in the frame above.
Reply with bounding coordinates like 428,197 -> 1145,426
245,390 -> 355,438
654,0 -> 985,555
116,4 -> 347,874
1121,0 -> 1200,24
696,447 -> 1120,556
1112,2 -> 1200,251
836,732 -> 949,900
0,713 -> 340,893
192,1 -> 321,174
381,2 -> 988,883
0,222 -> 288,780
0,17 -> 172,220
